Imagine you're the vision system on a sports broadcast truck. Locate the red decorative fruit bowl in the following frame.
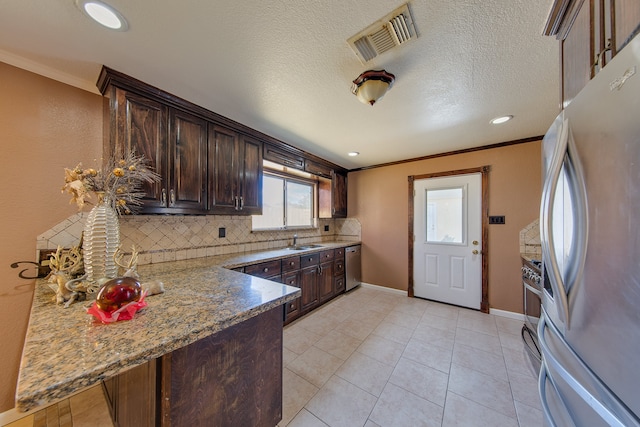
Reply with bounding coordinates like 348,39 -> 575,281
87,277 -> 147,323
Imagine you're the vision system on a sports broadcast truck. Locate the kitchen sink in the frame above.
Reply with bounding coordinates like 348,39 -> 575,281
286,244 -> 323,250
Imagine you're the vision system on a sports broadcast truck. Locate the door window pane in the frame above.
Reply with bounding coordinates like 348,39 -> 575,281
426,187 -> 464,243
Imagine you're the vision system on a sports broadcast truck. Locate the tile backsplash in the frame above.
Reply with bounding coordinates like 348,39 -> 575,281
519,218 -> 541,256
37,214 -> 361,265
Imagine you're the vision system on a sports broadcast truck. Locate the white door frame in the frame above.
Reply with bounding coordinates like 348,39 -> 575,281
408,166 -> 490,312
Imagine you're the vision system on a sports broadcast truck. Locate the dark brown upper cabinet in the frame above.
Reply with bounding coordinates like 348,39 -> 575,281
102,84 -> 207,214
545,0 -> 640,107
109,87 -> 168,210
98,66 -> 347,216
169,109 -> 207,212
208,125 -> 262,215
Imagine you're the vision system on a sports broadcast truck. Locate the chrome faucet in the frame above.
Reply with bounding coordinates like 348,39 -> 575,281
293,234 -> 298,246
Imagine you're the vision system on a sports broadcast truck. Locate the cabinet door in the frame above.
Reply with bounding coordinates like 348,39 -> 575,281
318,260 -> 335,303
113,88 -> 167,210
283,271 -> 301,323
300,266 -> 319,312
238,135 -> 262,215
561,0 -> 592,107
332,171 -> 348,218
169,109 -> 207,212
615,0 -> 640,51
209,125 -> 240,214
334,275 -> 346,295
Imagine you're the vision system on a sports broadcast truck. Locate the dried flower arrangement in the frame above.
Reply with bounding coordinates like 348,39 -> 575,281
62,151 -> 160,215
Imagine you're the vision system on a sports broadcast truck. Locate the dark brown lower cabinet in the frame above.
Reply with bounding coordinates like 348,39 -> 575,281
102,307 -> 283,427
318,260 -> 335,304
299,265 -> 319,313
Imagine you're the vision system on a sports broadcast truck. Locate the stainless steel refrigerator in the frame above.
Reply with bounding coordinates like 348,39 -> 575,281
538,31 -> 640,426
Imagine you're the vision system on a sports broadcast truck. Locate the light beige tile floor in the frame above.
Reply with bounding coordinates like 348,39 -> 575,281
280,286 -> 543,427
4,285 -> 542,427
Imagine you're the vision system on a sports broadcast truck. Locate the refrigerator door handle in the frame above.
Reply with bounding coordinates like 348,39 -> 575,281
539,360 -> 573,427
540,118 -> 571,327
539,313 -> 638,427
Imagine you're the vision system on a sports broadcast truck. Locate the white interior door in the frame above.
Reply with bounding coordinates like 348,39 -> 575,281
413,173 -> 482,309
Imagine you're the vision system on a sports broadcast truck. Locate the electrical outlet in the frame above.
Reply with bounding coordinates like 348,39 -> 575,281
489,216 -> 506,224
324,225 -> 329,232
218,227 -> 226,238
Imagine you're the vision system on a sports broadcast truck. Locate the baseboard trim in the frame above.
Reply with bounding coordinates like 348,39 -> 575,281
359,282 -> 407,296
489,308 -> 525,321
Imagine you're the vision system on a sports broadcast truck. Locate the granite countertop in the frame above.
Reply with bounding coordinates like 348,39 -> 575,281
16,242 -> 360,411
14,241 -> 358,412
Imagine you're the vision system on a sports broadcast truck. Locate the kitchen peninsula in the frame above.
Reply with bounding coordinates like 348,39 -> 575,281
16,248 -> 313,426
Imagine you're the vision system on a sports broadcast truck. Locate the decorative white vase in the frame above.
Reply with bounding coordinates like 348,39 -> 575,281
83,192 -> 120,282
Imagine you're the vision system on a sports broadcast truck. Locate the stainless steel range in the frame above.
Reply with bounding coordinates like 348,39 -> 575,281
521,257 -> 542,370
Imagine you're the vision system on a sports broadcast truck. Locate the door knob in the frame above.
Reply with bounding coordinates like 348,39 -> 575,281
472,240 -> 479,245
472,250 -> 479,255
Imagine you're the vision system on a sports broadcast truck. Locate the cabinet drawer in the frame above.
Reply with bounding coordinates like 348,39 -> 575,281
335,247 -> 345,259
244,260 -> 282,278
319,249 -> 335,261
283,271 -> 299,288
282,256 -> 301,272
300,253 -> 320,269
263,143 -> 305,170
304,159 -> 333,179
334,258 -> 345,276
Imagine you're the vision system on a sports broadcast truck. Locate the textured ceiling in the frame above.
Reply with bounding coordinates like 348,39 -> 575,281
0,0 -> 559,169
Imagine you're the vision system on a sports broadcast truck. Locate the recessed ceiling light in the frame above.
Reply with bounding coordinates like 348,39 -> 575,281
348,152 -> 360,157
491,115 -> 513,125
77,0 -> 128,31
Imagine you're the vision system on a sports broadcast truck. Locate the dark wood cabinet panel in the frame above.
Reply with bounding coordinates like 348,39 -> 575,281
161,307 -> 282,427
334,275 -> 345,294
332,171 -> 348,218
283,270 -> 301,323
244,259 -> 282,278
209,125 -> 240,213
263,143 -> 305,170
615,0 -> 640,50
282,256 -> 301,272
549,0 -> 640,107
561,0 -> 592,107
102,360 -> 157,427
304,159 -> 332,179
169,109 -> 207,211
239,134 -> 263,215
110,87 -> 167,210
300,266 -> 319,312
319,172 -> 348,218
209,125 -> 263,215
318,260 -> 335,303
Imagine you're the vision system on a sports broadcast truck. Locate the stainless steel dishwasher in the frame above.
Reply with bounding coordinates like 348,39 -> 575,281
345,245 -> 361,291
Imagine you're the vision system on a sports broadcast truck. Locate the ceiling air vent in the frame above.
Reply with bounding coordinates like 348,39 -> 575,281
348,3 -> 417,63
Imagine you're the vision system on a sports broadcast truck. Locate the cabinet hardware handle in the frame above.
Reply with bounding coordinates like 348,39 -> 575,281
239,196 -> 244,210
263,267 -> 269,272
234,196 -> 239,210
162,189 -> 167,206
592,39 -> 612,74
170,189 -> 176,206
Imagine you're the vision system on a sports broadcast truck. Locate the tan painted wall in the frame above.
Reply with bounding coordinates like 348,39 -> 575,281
0,63 -> 102,411
348,141 -> 542,313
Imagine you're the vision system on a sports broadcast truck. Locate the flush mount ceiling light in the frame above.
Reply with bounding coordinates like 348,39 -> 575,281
348,152 -> 360,157
491,115 -> 514,124
351,70 -> 395,106
76,0 -> 128,31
